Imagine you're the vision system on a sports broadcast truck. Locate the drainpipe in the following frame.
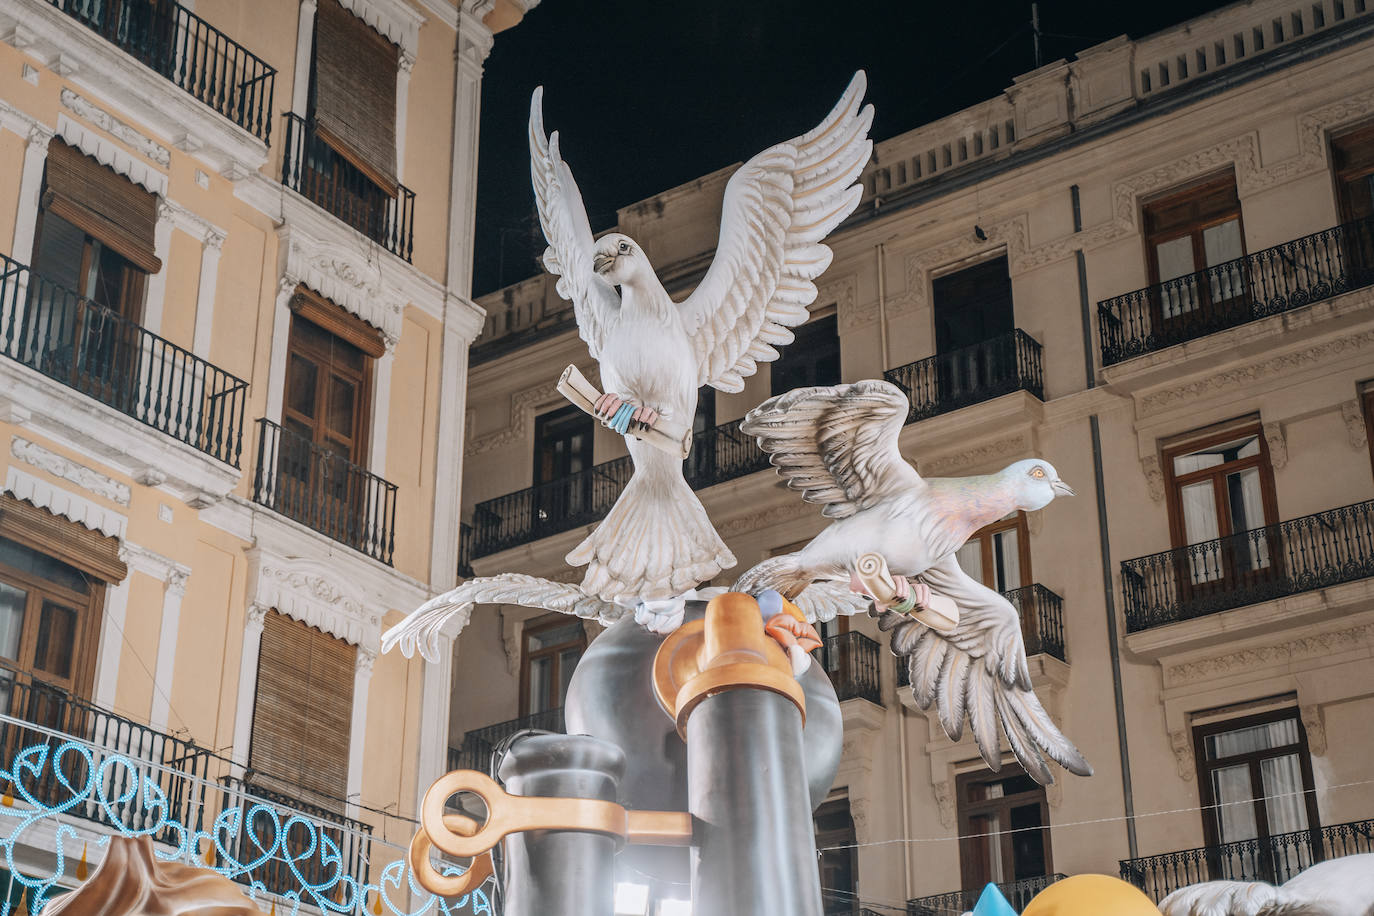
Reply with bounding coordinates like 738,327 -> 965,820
877,241 -> 890,371
1072,184 -> 1138,861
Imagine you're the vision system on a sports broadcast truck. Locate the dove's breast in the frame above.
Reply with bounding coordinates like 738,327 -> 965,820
600,310 -> 697,422
800,505 -> 946,579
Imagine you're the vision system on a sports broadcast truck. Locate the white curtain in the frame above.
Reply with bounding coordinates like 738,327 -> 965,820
992,528 -> 1020,593
1204,219 -> 1245,301
1156,236 -> 1198,318
1212,764 -> 1259,843
1262,753 -> 1309,835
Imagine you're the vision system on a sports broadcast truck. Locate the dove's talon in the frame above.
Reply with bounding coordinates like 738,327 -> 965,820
594,393 -> 625,423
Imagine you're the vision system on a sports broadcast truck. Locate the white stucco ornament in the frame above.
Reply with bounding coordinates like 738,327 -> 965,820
528,72 -> 874,603
1159,853 -> 1374,915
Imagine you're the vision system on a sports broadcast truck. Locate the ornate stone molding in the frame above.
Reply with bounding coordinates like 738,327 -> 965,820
1263,422 -> 1287,469
465,377 -> 570,457
281,228 -> 406,349
932,779 -> 955,828
54,114 -> 167,196
894,216 -> 1029,319
336,0 -> 424,56
3,467 -> 126,539
356,647 -> 378,677
11,436 -> 130,505
60,88 -> 169,167
917,433 -> 1031,477
158,199 -> 227,249
716,500 -> 815,540
1341,400 -> 1368,449
1300,705 -> 1326,756
1170,729 -> 1195,781
1140,454 -> 1165,502
248,554 -> 382,649
1140,331 -> 1374,417
1166,623 -> 1374,685
121,542 -> 191,590
246,602 -> 270,632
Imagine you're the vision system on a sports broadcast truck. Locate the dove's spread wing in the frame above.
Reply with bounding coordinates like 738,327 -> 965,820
791,579 -> 869,624
381,573 -> 625,664
1157,881 -> 1282,916
741,379 -> 923,519
881,556 -> 1092,785
530,89 -> 619,358
681,72 -> 873,393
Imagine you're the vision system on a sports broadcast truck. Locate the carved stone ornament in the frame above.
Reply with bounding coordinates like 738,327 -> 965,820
11,436 -> 130,505
1140,454 -> 1165,502
1167,624 -> 1374,684
1170,729 -> 1195,781
933,779 -> 956,828
1300,705 -> 1326,756
1342,399 -> 1368,449
1263,421 -> 1288,469
918,433 -> 1030,477
60,88 -> 171,166
465,377 -> 566,457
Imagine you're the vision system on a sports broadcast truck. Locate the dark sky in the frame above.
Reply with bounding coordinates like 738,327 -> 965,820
472,0 -> 1234,296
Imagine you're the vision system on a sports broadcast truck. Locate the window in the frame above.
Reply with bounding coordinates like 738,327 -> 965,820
1364,387 -> 1374,477
1142,173 -> 1246,322
771,314 -> 840,396
1332,122 -> 1374,223
532,404 -> 595,525
957,766 -> 1052,890
815,797 -> 858,915
684,386 -> 717,483
519,614 -> 585,716
933,256 -> 1014,354
1163,423 -> 1278,588
1193,708 -> 1319,880
955,513 -> 1031,594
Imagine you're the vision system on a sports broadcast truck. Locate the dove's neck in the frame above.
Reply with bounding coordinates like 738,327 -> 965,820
621,276 -> 674,325
928,473 -> 1021,540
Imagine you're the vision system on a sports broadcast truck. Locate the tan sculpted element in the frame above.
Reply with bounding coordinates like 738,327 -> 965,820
41,835 -> 262,915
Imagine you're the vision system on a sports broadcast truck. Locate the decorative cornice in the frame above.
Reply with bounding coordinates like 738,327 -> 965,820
465,377 -> 568,457
54,114 -> 167,196
1167,623 -> 1374,684
11,436 -> 129,505
1140,331 -> 1374,417
120,542 -> 191,590
158,199 -> 227,249
917,433 -> 1030,477
716,499 -> 814,540
247,550 -> 385,650
336,0 -> 425,55
0,98 -> 52,147
3,467 -> 126,539
1341,399 -> 1368,449
60,88 -> 169,167
281,227 -> 406,349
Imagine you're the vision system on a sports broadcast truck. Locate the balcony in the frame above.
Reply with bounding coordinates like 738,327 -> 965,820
468,417 -> 768,561
282,114 -> 416,263
1120,499 -> 1374,633
907,873 -> 1066,915
817,632 -> 883,704
883,329 -> 1044,425
1119,819 -> 1374,902
0,253 -> 249,467
448,707 -> 564,774
1098,217 -> 1374,366
250,418 -> 398,565
48,0 -> 275,143
898,584 -> 1065,687
457,521 -> 475,579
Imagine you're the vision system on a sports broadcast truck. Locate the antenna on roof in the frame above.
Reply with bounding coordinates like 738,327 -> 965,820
1031,3 -> 1043,68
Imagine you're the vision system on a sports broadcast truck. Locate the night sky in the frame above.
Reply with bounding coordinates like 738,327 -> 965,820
472,0 -> 1235,296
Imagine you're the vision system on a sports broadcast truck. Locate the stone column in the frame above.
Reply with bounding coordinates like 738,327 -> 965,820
291,0 -> 318,116
149,566 -> 191,734
346,646 -> 376,820
191,229 -> 226,357
141,202 -> 177,336
12,125 -> 53,266
230,604 -> 269,768
369,344 -> 397,481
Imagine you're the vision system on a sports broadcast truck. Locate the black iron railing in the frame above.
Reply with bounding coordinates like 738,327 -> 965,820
1121,499 -> 1374,633
907,873 -> 1066,916
469,415 -> 771,560
282,113 -> 415,262
251,418 -> 398,565
50,0 -> 275,142
457,522 -> 475,579
1099,216 -> 1374,365
1006,584 -> 1066,662
219,777 -> 372,901
0,253 -> 249,466
1120,819 -> 1374,902
449,708 -> 565,774
817,632 -> 882,704
0,678 -> 215,845
884,329 -> 1044,424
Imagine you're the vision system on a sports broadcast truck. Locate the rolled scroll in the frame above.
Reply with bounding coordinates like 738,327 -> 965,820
853,552 -> 960,633
557,365 -> 693,459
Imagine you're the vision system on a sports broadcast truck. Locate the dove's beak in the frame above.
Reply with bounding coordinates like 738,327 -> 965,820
1052,479 -> 1076,497
593,252 -> 615,275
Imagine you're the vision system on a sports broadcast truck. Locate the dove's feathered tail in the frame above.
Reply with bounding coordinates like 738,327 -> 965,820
570,442 -> 735,601
733,551 -> 821,599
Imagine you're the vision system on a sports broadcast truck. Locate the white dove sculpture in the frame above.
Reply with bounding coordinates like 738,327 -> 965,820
734,379 -> 1091,784
1158,854 -> 1374,916
529,72 -> 873,602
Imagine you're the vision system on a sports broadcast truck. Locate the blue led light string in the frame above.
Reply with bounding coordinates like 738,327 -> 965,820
0,717 -> 491,916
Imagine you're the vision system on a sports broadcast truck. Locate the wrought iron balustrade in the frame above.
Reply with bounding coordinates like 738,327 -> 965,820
218,776 -> 372,902
0,252 -> 248,466
469,414 -> 773,560
1120,499 -> 1374,633
0,678 -> 214,845
897,583 -> 1064,687
907,873 -> 1066,915
457,521 -> 475,579
883,329 -> 1044,425
282,113 -> 416,262
1099,216 -> 1374,365
817,632 -> 882,704
49,0 -> 275,142
450,707 -> 565,774
251,418 -> 398,565
1120,819 -> 1374,902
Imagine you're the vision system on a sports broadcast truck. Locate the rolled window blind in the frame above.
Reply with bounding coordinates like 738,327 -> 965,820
42,142 -> 161,274
313,0 -> 399,194
250,610 -> 356,810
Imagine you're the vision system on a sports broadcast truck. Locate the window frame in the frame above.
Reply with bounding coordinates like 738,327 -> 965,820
1161,421 -> 1279,551
1191,707 -> 1321,855
955,764 -> 1053,890
769,312 -> 841,397
959,513 -> 1032,593
518,613 -> 586,717
1331,121 -> 1374,223
1363,387 -> 1374,479
0,539 -> 104,702
1141,173 -> 1248,326
282,307 -> 375,468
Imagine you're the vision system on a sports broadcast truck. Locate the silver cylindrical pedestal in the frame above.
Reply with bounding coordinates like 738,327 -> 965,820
687,688 -> 824,916
497,733 -> 625,916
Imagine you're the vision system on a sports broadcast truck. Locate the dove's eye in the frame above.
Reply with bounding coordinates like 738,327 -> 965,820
619,242 -> 630,253
1031,466 -> 1046,478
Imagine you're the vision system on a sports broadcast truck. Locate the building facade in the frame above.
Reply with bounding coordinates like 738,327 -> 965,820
0,0 -> 534,907
455,1 -> 1374,912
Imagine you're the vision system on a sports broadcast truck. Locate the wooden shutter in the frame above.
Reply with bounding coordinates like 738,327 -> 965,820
0,494 -> 126,583
313,0 -> 399,193
290,285 -> 386,358
250,611 -> 356,809
42,142 -> 161,274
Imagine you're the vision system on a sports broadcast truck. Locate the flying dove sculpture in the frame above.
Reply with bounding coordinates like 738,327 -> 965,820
734,379 -> 1091,784
528,72 -> 873,602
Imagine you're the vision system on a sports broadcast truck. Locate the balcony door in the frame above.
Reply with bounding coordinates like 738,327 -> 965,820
1193,708 -> 1320,884
770,313 -> 840,396
932,257 -> 1014,410
814,797 -> 858,915
1163,425 -> 1279,604
1331,123 -> 1374,285
1142,174 -> 1247,334
519,615 -> 585,717
532,405 -> 594,529
957,766 -> 1052,890
956,513 -> 1043,648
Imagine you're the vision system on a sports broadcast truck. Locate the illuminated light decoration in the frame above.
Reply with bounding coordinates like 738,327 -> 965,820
0,739 -> 493,916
